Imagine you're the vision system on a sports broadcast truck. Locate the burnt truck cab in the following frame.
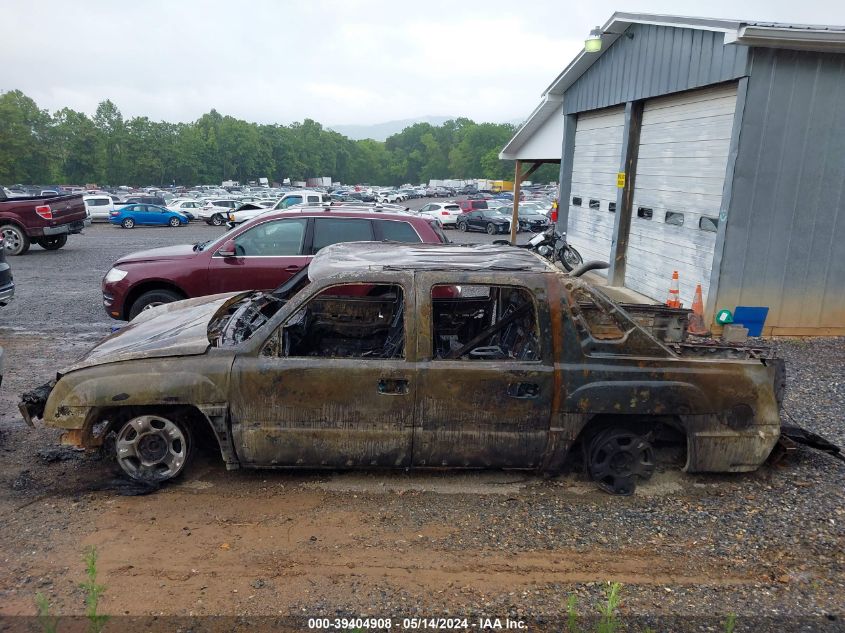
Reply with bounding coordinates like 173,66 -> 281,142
22,243 -> 789,494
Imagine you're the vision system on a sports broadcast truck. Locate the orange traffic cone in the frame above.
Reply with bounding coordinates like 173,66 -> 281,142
688,283 -> 710,336
665,271 -> 681,309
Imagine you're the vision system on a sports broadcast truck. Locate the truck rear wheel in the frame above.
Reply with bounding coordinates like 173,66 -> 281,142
587,428 -> 655,496
37,235 -> 68,250
1,224 -> 30,256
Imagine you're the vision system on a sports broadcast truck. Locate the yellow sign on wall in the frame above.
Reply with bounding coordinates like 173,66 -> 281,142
616,172 -> 626,188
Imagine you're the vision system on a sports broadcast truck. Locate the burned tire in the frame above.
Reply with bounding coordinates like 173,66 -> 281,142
122,218 -> 135,229
587,428 -> 655,496
37,234 -> 68,250
128,288 -> 183,320
168,216 -> 181,227
1,224 -> 30,256
457,221 -> 468,232
114,413 -> 193,483
210,213 -> 225,227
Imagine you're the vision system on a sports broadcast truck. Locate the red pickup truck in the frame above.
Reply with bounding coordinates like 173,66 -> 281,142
0,190 -> 89,255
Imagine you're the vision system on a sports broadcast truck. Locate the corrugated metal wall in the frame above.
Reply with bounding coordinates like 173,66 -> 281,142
564,23 -> 749,115
715,48 -> 845,332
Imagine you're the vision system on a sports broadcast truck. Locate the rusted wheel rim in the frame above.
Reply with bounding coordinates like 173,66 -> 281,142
115,415 -> 187,481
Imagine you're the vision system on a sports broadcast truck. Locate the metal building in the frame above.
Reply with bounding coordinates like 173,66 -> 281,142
501,13 -> 845,336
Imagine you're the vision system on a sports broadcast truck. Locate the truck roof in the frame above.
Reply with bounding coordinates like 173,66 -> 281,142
309,242 -> 555,279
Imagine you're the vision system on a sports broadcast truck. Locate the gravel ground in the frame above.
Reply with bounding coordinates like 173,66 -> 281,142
0,206 -> 843,631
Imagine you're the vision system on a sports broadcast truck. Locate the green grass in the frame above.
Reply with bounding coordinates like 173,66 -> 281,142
34,546 -> 108,633
35,591 -> 58,633
81,546 -> 109,633
596,582 -> 622,633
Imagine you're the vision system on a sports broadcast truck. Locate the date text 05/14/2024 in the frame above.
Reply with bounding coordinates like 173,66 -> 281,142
307,617 -> 528,630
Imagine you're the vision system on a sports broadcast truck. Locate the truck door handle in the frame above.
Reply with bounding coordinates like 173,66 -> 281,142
507,382 -> 540,399
378,378 -> 409,395
284,265 -> 300,271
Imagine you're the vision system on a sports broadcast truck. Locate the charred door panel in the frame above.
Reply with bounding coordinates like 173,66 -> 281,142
414,363 -> 553,467
230,357 -> 414,467
413,273 -> 554,468
229,280 -> 415,468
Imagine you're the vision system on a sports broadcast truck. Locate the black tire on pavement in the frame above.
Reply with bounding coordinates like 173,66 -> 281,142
1,224 -> 31,256
169,217 -> 181,227
128,288 -> 184,320
486,223 -> 497,235
211,214 -> 224,227
122,218 -> 135,229
37,234 -> 68,250
458,222 -> 468,232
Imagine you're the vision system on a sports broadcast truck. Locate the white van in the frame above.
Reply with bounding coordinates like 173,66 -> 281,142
83,194 -> 115,222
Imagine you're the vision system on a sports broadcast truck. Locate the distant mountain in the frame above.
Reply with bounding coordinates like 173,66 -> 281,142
328,116 -> 456,141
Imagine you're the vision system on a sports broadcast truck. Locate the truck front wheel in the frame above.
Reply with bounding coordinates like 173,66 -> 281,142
113,413 -> 194,483
37,235 -> 68,251
1,224 -> 30,256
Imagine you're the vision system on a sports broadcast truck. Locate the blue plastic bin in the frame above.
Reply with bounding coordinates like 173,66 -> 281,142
732,306 -> 769,337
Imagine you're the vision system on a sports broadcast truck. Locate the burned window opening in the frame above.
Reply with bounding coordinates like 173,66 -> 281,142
214,292 -> 286,346
278,284 -> 405,359
608,202 -> 616,213
431,285 -> 539,361
571,196 -> 582,207
589,199 -> 601,210
637,207 -> 653,220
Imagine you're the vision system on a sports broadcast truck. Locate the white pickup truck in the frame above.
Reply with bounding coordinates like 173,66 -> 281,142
226,190 -> 328,226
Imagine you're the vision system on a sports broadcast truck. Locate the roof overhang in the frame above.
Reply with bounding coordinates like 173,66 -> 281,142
501,12 -> 845,158
725,24 -> 845,52
499,94 -> 563,160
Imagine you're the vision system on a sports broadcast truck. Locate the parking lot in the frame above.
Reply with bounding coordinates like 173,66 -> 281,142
1,206 -> 844,626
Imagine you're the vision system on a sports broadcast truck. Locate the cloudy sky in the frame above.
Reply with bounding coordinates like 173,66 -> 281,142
2,0 -> 843,127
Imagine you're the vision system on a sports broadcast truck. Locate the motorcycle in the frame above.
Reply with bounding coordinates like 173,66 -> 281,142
493,226 -> 585,272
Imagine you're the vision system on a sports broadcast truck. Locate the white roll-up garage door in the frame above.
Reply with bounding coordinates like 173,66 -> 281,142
625,83 -> 738,307
567,106 -> 625,275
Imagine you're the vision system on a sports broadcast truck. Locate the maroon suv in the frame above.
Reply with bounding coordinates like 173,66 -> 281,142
102,207 -> 449,320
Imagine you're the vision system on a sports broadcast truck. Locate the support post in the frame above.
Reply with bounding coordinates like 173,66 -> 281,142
509,161 -> 544,243
556,114 -> 578,232
510,160 -> 522,244
607,100 -> 643,286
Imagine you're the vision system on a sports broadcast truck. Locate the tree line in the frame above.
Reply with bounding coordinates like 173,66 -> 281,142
0,90 -> 559,187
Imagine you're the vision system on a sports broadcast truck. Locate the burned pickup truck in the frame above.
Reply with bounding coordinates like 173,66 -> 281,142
20,243 -> 829,494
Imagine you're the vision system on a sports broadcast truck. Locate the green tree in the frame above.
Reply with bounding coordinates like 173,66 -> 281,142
0,91 -> 547,189
93,100 -> 127,185
0,90 -> 53,183
50,108 -> 100,183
